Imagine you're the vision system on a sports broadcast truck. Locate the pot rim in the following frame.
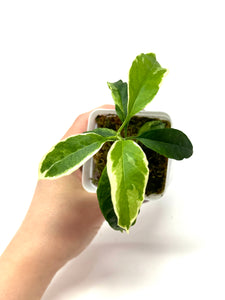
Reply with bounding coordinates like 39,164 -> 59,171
82,108 -> 172,200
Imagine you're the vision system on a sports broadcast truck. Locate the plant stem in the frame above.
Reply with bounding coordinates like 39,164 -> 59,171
117,116 -> 130,136
116,134 -> 123,140
107,136 -> 119,142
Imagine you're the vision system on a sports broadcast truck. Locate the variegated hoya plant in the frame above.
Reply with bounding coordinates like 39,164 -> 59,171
39,53 -> 193,232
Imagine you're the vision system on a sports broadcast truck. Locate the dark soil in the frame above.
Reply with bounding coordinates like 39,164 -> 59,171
92,114 -> 171,196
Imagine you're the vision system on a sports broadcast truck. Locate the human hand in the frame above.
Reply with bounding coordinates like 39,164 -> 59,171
30,104 -> 115,262
0,104 -> 114,300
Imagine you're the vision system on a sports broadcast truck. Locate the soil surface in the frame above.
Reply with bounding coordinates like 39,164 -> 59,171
92,114 -> 171,196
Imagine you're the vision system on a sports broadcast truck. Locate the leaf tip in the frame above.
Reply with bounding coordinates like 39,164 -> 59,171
160,67 -> 169,83
118,223 -> 130,233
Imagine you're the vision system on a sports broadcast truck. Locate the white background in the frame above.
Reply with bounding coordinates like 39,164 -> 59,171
0,1 -> 225,299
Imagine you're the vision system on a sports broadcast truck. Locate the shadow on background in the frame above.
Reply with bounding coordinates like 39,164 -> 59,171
42,196 -> 201,299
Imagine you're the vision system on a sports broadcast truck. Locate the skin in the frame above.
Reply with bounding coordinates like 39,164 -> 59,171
0,104 -> 114,300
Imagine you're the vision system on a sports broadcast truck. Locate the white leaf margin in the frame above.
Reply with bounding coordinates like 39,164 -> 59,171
106,140 -> 149,231
38,132 -> 106,180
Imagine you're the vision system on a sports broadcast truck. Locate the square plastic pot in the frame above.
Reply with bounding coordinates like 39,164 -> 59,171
82,109 -> 172,200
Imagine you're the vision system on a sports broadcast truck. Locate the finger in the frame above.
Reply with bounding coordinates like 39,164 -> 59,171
62,104 -> 115,139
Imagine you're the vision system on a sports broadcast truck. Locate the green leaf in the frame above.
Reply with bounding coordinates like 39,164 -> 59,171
39,133 -> 108,179
127,53 -> 167,118
136,128 -> 193,160
107,80 -> 128,121
97,166 -> 124,232
107,140 -> 149,232
86,128 -> 117,137
138,120 -> 166,136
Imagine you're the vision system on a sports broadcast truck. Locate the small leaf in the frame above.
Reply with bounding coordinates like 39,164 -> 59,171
107,140 -> 149,232
136,128 -> 193,160
128,53 -> 167,118
39,133 -> 108,179
86,128 -> 117,137
97,166 -> 124,232
138,120 -> 166,136
107,80 -> 128,121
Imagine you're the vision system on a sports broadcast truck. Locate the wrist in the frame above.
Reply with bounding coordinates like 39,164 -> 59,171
7,218 -> 69,268
0,227 -> 65,300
